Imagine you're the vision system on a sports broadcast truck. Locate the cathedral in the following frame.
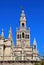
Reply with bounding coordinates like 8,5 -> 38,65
0,9 -> 40,65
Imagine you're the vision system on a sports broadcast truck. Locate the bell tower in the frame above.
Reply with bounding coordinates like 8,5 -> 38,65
16,9 -> 30,47
20,9 -> 26,29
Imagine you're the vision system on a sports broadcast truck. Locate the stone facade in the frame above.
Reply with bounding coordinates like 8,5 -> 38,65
0,9 -> 40,64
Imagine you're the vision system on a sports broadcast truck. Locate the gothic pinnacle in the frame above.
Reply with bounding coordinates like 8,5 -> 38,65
1,28 -> 4,39
8,25 -> 12,40
33,38 -> 37,50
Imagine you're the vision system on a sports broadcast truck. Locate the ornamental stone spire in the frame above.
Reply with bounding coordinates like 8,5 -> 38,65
1,28 -> 4,39
8,26 -> 12,40
33,38 -> 37,50
8,26 -> 14,47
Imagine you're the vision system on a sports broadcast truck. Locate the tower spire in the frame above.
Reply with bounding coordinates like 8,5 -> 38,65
21,6 -> 24,10
20,9 -> 26,28
20,9 -> 26,21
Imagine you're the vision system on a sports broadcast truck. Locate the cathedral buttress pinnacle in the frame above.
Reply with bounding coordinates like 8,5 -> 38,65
8,26 -> 12,40
1,28 -> 4,39
8,26 -> 14,47
33,38 -> 37,50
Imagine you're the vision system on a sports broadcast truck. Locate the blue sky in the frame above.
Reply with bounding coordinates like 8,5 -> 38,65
0,0 -> 44,55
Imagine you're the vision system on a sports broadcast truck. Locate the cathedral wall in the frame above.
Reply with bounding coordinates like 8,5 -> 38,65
0,46 -> 3,56
4,47 -> 11,56
24,40 -> 30,47
4,41 -> 11,46
0,57 -> 3,61
25,57 -> 32,60
17,40 -> 21,47
4,56 -> 11,61
0,40 -> 4,45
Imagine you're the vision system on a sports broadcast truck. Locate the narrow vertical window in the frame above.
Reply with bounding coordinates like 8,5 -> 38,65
22,33 -> 24,38
25,35 -> 29,39
17,34 -> 19,39
28,35 -> 29,38
20,34 -> 21,38
34,45 -> 36,49
22,23 -> 24,27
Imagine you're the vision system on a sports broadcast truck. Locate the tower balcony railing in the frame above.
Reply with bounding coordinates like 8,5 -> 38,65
16,27 -> 30,32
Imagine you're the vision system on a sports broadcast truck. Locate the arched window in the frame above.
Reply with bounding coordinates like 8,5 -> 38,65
22,23 -> 24,27
17,34 -> 19,39
17,34 -> 21,39
22,33 -> 24,38
27,35 -> 29,38
20,34 -> 21,38
25,35 -> 29,39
